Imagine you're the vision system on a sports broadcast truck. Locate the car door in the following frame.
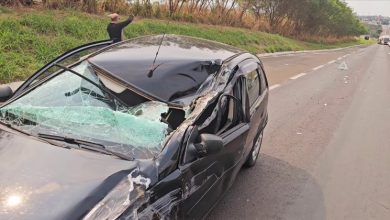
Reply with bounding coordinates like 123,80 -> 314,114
241,61 -> 269,158
178,69 -> 250,219
257,64 -> 269,130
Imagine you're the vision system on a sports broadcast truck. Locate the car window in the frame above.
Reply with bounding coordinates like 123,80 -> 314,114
245,70 -> 260,107
196,77 -> 245,135
217,82 -> 242,134
258,67 -> 267,94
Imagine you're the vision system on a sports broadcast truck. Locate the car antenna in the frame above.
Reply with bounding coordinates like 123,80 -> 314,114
147,17 -> 172,78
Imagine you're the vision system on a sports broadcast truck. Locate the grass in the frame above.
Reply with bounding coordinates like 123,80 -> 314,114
0,8 -> 374,83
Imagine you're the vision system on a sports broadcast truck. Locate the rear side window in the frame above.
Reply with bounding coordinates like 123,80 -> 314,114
258,68 -> 267,93
245,70 -> 260,107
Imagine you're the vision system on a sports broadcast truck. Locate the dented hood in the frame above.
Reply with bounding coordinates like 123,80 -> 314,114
0,127 -> 139,220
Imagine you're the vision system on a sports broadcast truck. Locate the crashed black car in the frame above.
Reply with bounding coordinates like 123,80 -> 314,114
0,35 -> 268,219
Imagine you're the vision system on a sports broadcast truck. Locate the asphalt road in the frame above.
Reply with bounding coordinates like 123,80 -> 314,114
208,44 -> 390,220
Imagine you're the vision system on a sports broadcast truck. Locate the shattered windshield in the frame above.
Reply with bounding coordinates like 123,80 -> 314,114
0,61 -> 169,159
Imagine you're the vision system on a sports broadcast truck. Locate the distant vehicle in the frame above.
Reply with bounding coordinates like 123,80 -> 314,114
384,38 -> 389,45
378,35 -> 390,45
0,35 -> 269,219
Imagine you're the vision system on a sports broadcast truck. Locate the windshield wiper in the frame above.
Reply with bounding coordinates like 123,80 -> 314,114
53,63 -> 129,107
37,133 -> 134,161
0,120 -> 32,136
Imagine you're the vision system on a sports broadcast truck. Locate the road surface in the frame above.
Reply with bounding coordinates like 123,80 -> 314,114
208,44 -> 390,220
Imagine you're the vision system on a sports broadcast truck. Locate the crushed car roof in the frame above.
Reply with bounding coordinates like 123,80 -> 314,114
88,35 -> 244,102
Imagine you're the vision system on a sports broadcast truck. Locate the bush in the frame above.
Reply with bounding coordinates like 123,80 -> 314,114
101,0 -> 131,14
0,0 -> 32,6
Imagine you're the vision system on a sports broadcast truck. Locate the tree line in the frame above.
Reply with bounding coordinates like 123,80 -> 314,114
1,0 -> 367,38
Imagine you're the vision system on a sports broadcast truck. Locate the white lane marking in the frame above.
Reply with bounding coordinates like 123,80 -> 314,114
328,60 -> 336,64
290,73 -> 307,80
338,61 -> 348,70
337,57 -> 343,60
313,65 -> 325,71
269,84 -> 281,90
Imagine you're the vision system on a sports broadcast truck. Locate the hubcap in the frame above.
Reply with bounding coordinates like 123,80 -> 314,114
252,133 -> 262,161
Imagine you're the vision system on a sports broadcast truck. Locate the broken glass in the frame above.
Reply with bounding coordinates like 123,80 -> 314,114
0,61 -> 169,159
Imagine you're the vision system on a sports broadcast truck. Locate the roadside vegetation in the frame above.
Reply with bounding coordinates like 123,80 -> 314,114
0,6 -> 373,83
365,23 -> 383,39
4,0 -> 368,39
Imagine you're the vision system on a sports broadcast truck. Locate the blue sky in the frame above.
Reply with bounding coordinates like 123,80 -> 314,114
345,0 -> 390,17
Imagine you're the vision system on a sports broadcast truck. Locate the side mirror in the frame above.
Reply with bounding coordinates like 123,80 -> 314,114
0,86 -> 13,102
197,134 -> 224,156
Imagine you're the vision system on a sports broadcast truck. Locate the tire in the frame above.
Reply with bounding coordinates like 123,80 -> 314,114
243,131 -> 263,168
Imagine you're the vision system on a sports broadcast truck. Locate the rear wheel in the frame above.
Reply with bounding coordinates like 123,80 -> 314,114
243,131 -> 263,168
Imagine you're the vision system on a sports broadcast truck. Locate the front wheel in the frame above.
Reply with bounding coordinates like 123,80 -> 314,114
243,131 -> 263,168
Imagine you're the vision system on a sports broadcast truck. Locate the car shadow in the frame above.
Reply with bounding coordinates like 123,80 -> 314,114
207,154 -> 325,220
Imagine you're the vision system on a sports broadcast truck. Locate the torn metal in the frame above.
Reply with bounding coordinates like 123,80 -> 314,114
164,67 -> 233,140
136,189 -> 181,220
83,169 -> 151,220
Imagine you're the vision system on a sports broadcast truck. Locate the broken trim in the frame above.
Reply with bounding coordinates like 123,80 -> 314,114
83,169 -> 151,220
159,54 -> 261,155
89,61 -> 219,110
90,62 -> 184,108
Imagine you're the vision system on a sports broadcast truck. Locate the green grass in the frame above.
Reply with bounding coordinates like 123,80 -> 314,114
0,8 -> 373,83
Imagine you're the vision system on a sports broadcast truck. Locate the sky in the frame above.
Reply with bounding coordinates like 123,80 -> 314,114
345,0 -> 390,17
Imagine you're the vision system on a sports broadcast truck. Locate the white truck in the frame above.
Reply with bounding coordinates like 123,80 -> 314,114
378,35 -> 390,45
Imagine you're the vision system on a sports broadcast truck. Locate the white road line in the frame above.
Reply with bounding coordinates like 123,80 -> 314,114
328,60 -> 336,64
290,73 -> 307,80
269,84 -> 281,90
337,57 -> 343,60
313,65 -> 325,71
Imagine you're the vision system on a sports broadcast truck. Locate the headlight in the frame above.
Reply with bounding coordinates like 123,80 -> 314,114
83,170 -> 151,220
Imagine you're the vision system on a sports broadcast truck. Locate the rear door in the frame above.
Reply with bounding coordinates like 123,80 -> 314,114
242,61 -> 269,157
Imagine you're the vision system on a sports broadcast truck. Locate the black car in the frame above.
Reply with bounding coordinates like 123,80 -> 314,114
0,35 -> 268,220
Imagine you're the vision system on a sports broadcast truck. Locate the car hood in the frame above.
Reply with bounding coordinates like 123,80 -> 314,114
0,127 -> 140,220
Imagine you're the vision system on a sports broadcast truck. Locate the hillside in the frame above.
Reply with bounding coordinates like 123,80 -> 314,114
0,7 -> 373,83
